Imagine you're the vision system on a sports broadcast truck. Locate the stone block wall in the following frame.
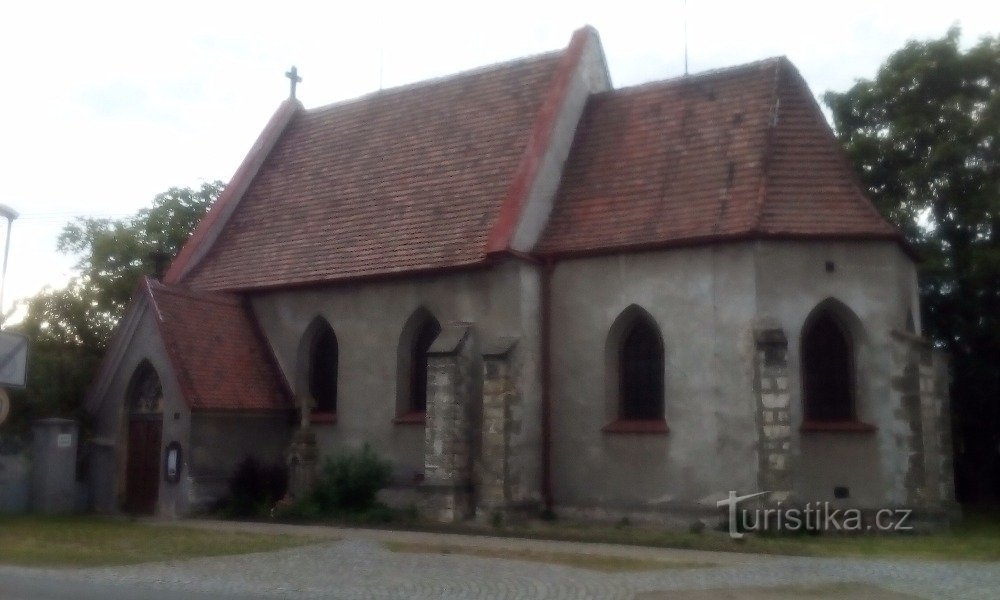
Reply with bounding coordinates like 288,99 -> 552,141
422,325 -> 474,522
893,331 -> 955,511
928,350 -> 956,508
753,328 -> 793,501
477,337 -> 520,516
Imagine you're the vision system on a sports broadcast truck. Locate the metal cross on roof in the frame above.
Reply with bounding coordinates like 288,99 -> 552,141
285,66 -> 302,99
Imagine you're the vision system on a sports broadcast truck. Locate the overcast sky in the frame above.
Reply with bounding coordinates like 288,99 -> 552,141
0,0 -> 997,317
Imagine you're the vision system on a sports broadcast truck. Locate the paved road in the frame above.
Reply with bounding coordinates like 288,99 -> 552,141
0,520 -> 997,599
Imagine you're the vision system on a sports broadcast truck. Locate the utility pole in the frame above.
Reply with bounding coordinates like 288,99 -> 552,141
0,204 -> 16,426
0,204 -> 18,329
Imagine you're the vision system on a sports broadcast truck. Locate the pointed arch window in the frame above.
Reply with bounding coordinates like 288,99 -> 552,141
395,308 -> 441,423
127,360 -> 162,415
409,317 -> 441,413
603,306 -> 668,433
620,317 -> 665,421
801,310 -> 854,423
308,321 -> 338,415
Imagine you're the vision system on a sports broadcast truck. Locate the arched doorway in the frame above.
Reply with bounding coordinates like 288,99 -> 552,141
123,361 -> 163,514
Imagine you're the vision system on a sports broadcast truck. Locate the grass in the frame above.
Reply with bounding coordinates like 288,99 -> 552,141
382,540 -> 716,572
461,510 -> 1000,562
251,505 -> 1000,562
635,583 -> 923,599
0,516 -> 317,567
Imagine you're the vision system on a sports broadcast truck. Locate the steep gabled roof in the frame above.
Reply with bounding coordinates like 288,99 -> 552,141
535,57 -> 902,256
167,31 -> 907,293
144,279 -> 292,411
178,44 -> 572,291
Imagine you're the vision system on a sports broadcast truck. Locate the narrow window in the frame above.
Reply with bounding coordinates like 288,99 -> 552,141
619,317 -> 665,420
409,317 -> 441,413
801,311 -> 854,422
309,323 -> 338,414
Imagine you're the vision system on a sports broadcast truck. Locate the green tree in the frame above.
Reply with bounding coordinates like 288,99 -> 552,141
5,181 -> 222,433
824,27 -> 1000,503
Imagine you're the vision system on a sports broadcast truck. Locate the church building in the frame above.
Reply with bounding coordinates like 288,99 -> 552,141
84,27 -> 955,523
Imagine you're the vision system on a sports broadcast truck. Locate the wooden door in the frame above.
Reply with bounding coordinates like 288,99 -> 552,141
124,418 -> 162,514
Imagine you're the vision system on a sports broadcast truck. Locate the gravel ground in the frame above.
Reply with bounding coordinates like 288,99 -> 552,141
1,520 -> 998,599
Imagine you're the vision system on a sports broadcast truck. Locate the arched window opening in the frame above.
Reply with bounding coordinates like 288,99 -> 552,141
619,316 -> 665,421
801,311 -> 854,422
127,360 -> 162,414
308,322 -> 338,414
409,316 -> 441,414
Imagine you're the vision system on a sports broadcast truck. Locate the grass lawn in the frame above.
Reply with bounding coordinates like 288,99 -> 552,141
635,583 -> 923,599
0,516 -> 317,568
382,540 -> 716,572
472,510 -> 1000,562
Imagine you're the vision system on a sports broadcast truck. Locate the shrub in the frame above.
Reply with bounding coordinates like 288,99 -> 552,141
225,456 -> 288,518
312,444 -> 392,513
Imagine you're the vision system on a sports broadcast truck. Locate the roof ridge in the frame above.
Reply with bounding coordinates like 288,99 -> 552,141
749,57 -> 785,233
147,278 -> 243,308
789,64 -> 901,233
754,59 -> 903,237
604,56 -> 786,99
306,50 -> 565,115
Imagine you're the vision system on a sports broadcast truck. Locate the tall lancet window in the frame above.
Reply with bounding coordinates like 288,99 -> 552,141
395,308 -> 442,422
308,321 -> 339,414
409,316 -> 441,414
619,315 -> 666,421
801,310 -> 855,422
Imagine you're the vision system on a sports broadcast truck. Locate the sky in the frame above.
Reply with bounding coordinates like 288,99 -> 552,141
0,0 -> 997,319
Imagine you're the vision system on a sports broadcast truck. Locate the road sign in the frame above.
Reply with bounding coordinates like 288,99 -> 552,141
0,331 -> 27,388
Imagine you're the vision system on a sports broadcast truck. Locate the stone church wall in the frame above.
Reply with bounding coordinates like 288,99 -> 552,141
754,240 -> 921,508
187,413 -> 293,511
548,243 -> 760,517
249,258 -> 545,511
547,239 -> 941,520
89,238 -> 949,521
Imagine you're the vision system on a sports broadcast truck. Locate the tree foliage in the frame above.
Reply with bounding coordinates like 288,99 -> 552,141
5,181 -> 222,433
825,28 -> 1000,502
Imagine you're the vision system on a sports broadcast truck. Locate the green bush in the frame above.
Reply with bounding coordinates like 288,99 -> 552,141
312,444 -> 392,513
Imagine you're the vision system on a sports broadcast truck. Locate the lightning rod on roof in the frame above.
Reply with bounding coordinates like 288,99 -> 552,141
684,0 -> 689,76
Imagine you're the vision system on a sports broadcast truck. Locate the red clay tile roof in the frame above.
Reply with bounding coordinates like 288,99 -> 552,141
145,279 -> 292,411
535,57 -> 901,256
182,51 -> 565,291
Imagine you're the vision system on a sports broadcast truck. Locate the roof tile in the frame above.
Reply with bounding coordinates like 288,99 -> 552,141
184,52 -> 563,290
535,58 -> 899,256
146,279 -> 292,411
